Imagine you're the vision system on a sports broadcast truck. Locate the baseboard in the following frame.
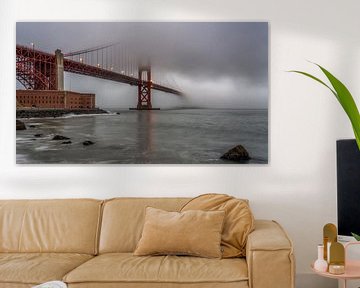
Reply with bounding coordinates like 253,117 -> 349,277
296,273 -> 337,288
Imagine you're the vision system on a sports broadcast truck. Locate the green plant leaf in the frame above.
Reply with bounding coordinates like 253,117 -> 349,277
289,64 -> 360,150
288,70 -> 337,99
316,64 -> 360,140
351,232 -> 360,241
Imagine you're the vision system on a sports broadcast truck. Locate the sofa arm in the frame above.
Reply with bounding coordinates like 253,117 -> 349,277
246,220 -> 295,288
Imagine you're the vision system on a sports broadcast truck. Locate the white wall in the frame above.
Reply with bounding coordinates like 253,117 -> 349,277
1,1 -> 359,287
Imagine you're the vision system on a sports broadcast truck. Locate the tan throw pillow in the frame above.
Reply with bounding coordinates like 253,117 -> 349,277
134,207 -> 225,258
181,193 -> 254,258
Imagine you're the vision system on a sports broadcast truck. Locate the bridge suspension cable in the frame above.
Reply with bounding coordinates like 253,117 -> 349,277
64,43 -> 142,80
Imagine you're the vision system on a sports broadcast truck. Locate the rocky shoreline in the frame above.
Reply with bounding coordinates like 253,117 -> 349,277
16,108 -> 109,119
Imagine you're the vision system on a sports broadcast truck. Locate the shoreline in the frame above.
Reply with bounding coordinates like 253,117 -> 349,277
16,108 -> 109,119
16,109 -> 267,164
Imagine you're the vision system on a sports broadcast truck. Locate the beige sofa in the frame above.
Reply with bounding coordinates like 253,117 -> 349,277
0,198 -> 295,288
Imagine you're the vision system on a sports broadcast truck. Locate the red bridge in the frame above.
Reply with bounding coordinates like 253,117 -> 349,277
16,44 -> 183,110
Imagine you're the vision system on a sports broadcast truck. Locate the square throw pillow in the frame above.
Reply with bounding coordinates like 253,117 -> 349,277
181,193 -> 255,258
134,207 -> 225,258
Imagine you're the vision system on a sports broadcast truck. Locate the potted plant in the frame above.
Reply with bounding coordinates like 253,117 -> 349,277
290,63 -> 360,241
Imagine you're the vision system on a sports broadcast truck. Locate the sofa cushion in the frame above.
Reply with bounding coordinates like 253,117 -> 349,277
99,198 -> 190,253
63,253 -> 248,285
181,194 -> 254,258
0,253 -> 93,285
134,207 -> 225,258
0,199 -> 103,254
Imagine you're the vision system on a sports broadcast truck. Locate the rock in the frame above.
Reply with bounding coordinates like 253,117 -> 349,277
16,120 -> 26,130
221,145 -> 250,162
34,133 -> 43,137
61,141 -> 72,144
52,135 -> 70,141
29,125 -> 36,128
82,140 -> 95,146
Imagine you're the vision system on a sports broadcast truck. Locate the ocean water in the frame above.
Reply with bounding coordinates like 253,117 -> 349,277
16,109 -> 268,164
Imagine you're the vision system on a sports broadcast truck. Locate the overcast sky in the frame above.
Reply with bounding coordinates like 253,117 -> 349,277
16,22 -> 268,109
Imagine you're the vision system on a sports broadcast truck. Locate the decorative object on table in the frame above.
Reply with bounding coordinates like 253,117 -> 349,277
323,223 -> 337,262
312,239 -> 360,288
328,264 -> 345,275
329,242 -> 345,275
319,223 -> 346,275
290,63 -> 360,150
314,244 -> 328,272
32,281 -> 67,288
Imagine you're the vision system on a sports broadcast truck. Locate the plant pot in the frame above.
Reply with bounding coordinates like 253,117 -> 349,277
337,139 -> 360,238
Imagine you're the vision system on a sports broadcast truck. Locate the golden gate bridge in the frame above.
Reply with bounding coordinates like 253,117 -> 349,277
16,43 -> 183,110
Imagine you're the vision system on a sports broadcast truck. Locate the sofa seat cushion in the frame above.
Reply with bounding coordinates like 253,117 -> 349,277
64,253 -> 248,285
0,253 -> 93,285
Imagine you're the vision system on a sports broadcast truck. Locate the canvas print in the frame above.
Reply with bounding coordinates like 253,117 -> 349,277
16,22 -> 268,164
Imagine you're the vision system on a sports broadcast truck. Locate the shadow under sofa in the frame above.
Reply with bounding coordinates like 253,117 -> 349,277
0,198 -> 295,288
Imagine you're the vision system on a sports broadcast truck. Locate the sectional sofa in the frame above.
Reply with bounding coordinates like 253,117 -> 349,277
0,198 -> 295,288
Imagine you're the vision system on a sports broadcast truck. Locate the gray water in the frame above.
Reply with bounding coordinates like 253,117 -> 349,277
16,109 -> 268,164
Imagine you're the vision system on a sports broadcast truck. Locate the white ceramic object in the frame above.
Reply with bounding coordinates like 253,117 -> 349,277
32,281 -> 67,288
314,244 -> 328,272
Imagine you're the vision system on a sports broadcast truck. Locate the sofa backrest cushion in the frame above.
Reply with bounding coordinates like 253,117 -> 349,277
0,199 -> 102,254
99,198 -> 189,253
181,194 -> 254,258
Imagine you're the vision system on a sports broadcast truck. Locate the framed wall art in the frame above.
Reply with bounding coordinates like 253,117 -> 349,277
16,22 -> 268,164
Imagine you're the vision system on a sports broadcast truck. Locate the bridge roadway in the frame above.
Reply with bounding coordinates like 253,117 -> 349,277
16,45 -> 182,96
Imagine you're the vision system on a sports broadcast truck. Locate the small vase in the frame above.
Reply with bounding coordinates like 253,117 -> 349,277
314,244 -> 328,272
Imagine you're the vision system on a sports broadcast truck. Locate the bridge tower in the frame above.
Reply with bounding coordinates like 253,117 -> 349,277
55,49 -> 64,91
137,66 -> 152,110
16,46 -> 64,90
